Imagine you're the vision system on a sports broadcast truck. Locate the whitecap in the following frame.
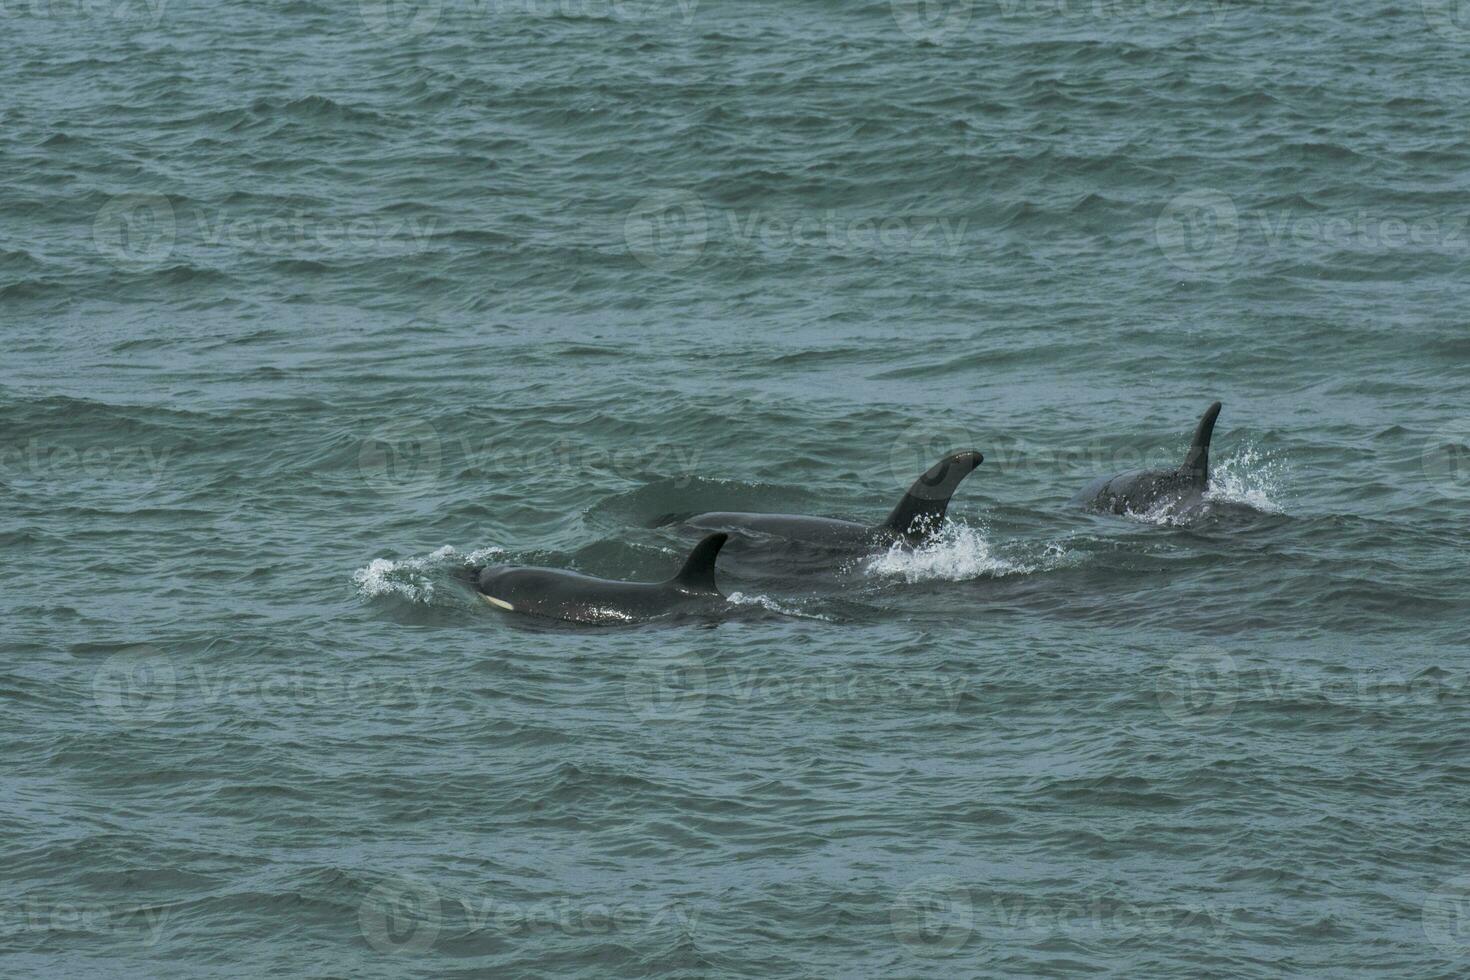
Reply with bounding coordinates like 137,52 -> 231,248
1205,445 -> 1287,513
352,544 -> 504,603
863,523 -> 1045,583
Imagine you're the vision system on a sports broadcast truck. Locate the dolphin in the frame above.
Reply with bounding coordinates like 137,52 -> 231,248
1071,401 -> 1222,516
473,533 -> 730,625
679,450 -> 984,548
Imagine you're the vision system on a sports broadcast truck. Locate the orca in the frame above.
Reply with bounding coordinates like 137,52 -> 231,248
680,450 -> 983,548
473,533 -> 729,625
1071,401 -> 1222,517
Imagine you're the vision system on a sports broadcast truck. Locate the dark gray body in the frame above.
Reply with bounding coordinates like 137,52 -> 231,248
1071,402 -> 1222,516
475,533 -> 728,625
684,512 -> 881,547
682,450 -> 983,549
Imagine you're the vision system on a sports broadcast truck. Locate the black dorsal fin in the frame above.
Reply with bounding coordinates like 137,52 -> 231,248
1180,401 -> 1222,482
668,533 -> 727,594
879,450 -> 983,539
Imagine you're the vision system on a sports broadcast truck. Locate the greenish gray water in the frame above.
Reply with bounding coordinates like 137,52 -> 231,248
4,0 -> 1470,976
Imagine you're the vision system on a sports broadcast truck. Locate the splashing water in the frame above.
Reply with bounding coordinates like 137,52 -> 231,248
1116,446 -> 1288,526
1128,497 -> 1196,527
353,545 -> 504,602
726,591 -> 831,621
863,523 -> 1047,583
1206,445 -> 1287,513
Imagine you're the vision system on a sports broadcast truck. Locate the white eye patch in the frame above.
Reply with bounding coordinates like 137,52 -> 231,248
480,594 -> 515,611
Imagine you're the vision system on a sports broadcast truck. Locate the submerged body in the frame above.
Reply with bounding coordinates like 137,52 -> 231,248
679,450 -> 984,551
1072,467 -> 1208,516
1072,401 -> 1222,516
474,533 -> 729,625
683,512 -> 881,548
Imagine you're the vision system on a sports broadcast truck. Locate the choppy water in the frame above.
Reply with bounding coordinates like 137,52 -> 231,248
5,0 -> 1470,975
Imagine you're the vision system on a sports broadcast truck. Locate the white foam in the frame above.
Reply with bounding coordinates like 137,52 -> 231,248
1127,497 -> 1194,527
1205,445 -> 1286,513
352,545 -> 504,603
863,523 -> 1045,583
1115,446 -> 1287,525
726,591 -> 831,621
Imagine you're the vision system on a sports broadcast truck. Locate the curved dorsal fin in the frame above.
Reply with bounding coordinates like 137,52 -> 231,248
879,450 -> 983,538
1180,401 -> 1222,482
668,533 -> 727,594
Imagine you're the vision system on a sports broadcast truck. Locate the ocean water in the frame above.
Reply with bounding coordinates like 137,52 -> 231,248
5,0 -> 1470,975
